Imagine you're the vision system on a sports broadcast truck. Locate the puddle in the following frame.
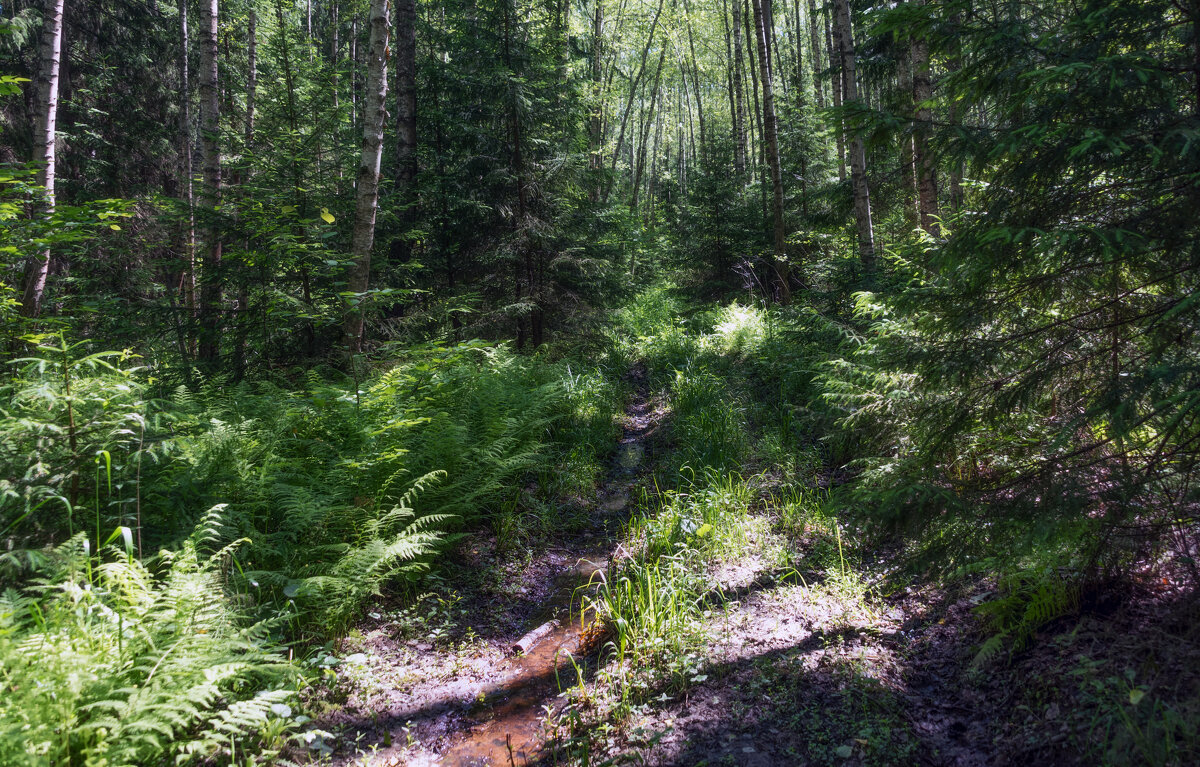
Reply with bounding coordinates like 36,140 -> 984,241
436,613 -> 606,765
374,376 -> 656,766
601,491 -> 629,513
616,442 -> 644,471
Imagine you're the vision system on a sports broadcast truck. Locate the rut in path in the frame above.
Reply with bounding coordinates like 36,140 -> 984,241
432,368 -> 659,766
313,365 -> 664,767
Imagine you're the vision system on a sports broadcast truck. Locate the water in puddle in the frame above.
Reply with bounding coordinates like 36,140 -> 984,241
437,616 -> 605,765
437,412 -> 644,764
616,442 -> 644,471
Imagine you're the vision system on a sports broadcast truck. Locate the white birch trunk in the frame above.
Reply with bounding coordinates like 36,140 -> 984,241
197,0 -> 223,364
19,0 -> 66,318
342,0 -> 391,355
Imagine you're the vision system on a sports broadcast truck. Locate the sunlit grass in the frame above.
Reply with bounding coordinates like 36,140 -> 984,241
709,302 -> 771,357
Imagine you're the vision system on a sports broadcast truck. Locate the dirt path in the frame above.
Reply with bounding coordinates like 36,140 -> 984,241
315,366 -> 665,766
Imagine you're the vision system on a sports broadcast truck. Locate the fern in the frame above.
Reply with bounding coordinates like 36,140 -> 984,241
972,568 -> 1081,666
0,521 -> 297,767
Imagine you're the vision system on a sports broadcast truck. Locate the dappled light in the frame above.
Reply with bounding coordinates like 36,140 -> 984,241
3,0 -> 1199,764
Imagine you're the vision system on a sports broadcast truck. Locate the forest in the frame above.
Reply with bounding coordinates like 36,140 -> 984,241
1,0 -> 1198,764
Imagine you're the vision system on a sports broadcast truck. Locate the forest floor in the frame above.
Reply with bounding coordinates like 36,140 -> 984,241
304,304 -> 1200,767
308,363 -> 668,765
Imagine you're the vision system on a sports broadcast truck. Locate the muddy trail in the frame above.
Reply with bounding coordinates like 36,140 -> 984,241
315,365 -> 666,766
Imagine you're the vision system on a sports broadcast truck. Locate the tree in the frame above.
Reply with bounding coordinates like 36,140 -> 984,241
197,0 -> 223,365
833,0 -> 874,271
395,0 -> 417,188
910,7 -> 937,233
751,0 -> 790,301
18,0 -> 66,318
603,0 -> 665,205
727,0 -> 747,175
848,0 -> 1200,570
343,0 -> 392,356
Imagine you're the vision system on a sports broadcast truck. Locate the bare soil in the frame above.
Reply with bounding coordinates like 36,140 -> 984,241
304,366 -> 1200,767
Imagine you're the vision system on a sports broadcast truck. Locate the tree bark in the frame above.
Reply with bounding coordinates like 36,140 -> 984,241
197,0 -> 223,365
898,40 -> 918,229
395,0 -> 417,187
730,0 -> 747,175
792,0 -> 805,98
233,9 -> 257,379
825,6 -> 845,180
682,0 -> 705,154
19,0 -> 66,318
744,0 -> 762,182
947,9 -> 964,210
751,0 -> 791,302
589,0 -> 604,197
806,0 -> 824,109
833,0 -> 875,270
177,0 -> 196,338
911,22 -> 938,232
342,0 -> 391,356
246,10 -> 257,144
722,0 -> 737,166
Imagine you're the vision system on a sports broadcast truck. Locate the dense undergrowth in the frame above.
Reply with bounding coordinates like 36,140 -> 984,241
544,283 -> 1198,766
3,280 -> 1198,766
0,334 -> 626,765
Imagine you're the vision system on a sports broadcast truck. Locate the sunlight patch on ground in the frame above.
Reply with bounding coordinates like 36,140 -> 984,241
709,303 -> 769,357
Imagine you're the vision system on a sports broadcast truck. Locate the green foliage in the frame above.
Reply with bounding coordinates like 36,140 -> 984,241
814,0 -> 1200,575
0,520 -> 298,767
972,568 -> 1082,666
0,327 -> 627,762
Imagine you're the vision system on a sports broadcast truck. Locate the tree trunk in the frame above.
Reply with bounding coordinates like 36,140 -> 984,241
730,0 -> 747,175
351,15 -> 359,133
806,0 -> 824,109
395,0 -> 417,187
197,0 -> 223,365
631,46 -> 666,213
589,0 -> 603,198
503,0 -> 536,347
911,23 -> 938,232
722,0 -> 738,165
792,0 -> 805,98
833,0 -> 875,271
603,0 -> 665,204
19,0 -> 66,318
682,0 -> 705,154
898,41 -> 918,229
233,9 -> 257,379
947,9 -> 964,210
744,0 -> 761,182
342,0 -> 391,356
824,6 -> 845,180
390,0 -> 417,265
751,0 -> 790,302
177,0 -> 196,342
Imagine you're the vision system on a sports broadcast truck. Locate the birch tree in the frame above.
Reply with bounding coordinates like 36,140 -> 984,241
18,0 -> 66,318
197,0 -> 223,364
342,0 -> 391,355
751,0 -> 790,302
